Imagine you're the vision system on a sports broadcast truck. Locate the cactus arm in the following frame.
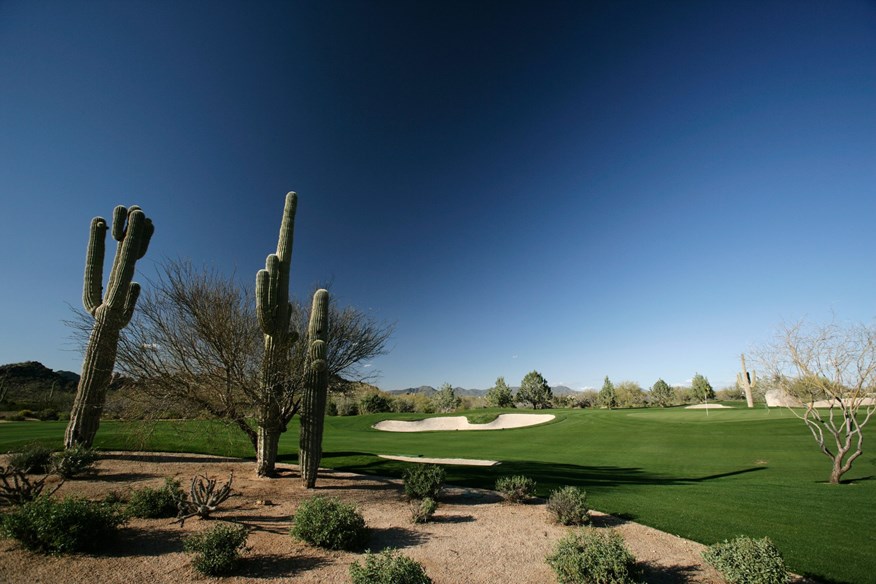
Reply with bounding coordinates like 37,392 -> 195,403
300,288 -> 330,488
255,269 -> 272,333
276,192 -> 297,264
120,282 -> 141,328
137,218 -> 155,259
111,205 -> 128,241
105,208 -> 146,309
83,217 -> 108,315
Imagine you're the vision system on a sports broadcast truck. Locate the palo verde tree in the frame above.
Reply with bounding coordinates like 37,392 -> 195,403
485,376 -> 514,408
758,319 -> 876,484
518,370 -> 552,409
65,205 -> 154,448
690,373 -> 715,403
433,383 -> 461,413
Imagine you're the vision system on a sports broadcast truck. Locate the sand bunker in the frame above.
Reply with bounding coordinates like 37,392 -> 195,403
373,413 -> 555,432
378,454 -> 500,466
685,404 -> 734,409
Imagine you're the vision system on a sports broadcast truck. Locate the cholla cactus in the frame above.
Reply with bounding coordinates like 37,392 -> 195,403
737,353 -> 757,409
255,192 -> 298,477
65,205 -> 154,448
299,289 -> 329,488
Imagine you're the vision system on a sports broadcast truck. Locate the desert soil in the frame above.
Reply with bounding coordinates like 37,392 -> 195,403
0,452 -> 795,584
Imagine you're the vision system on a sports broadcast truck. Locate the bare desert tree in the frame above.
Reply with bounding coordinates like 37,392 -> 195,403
758,320 -> 876,484
68,260 -> 393,457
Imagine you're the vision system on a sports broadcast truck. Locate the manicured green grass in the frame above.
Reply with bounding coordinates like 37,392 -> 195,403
1,407 -> 873,583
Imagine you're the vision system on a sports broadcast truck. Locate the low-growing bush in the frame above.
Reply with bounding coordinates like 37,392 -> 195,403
8,443 -> 53,474
496,475 -> 537,503
546,527 -> 638,584
409,496 -> 437,524
350,548 -> 432,584
547,486 -> 591,526
34,408 -> 59,421
17,410 -> 34,419
127,478 -> 185,518
0,496 -> 125,554
702,536 -> 789,584
50,445 -> 97,479
402,464 -> 445,500
184,522 -> 248,576
291,495 -> 367,551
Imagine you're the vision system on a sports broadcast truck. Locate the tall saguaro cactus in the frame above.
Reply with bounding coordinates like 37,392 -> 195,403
65,205 -> 154,448
737,353 -> 756,409
299,289 -> 329,488
255,192 -> 298,477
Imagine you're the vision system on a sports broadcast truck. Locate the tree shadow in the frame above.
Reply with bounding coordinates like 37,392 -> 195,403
100,452 -> 243,464
433,514 -> 475,524
368,526 -> 430,551
637,562 -> 704,584
103,526 -> 185,557
222,514 -> 290,535
238,552 -> 330,579
92,471 -> 158,483
440,488 -> 502,505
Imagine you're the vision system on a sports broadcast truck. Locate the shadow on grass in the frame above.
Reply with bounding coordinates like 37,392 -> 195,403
368,526 -> 430,551
99,452 -> 244,464
239,553 -> 330,579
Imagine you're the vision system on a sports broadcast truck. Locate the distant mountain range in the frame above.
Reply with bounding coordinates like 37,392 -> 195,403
386,385 -> 582,398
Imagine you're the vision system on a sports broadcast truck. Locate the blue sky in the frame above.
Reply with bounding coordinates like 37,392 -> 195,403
2,1 -> 875,391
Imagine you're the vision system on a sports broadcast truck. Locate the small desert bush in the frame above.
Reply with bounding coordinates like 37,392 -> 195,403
1,496 -> 125,554
402,464 -> 445,500
495,475 -> 537,503
409,496 -> 438,524
50,445 -> 97,479
702,536 -> 789,584
547,486 -> 591,526
350,549 -> 432,584
127,478 -> 185,518
546,527 -> 638,584
291,495 -> 367,550
34,408 -> 59,421
184,522 -> 248,576
7,443 -> 53,474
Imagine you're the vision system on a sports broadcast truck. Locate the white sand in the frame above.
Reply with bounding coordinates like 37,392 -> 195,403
372,413 -> 555,432
378,454 -> 500,466
685,404 -> 734,409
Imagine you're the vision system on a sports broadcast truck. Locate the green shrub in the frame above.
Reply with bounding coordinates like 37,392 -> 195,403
4,414 -> 25,422
410,496 -> 437,524
127,478 -> 185,518
547,486 -> 591,526
17,410 -> 34,419
8,443 -> 53,474
402,464 -> 445,500
359,392 -> 393,414
496,475 -> 537,503
702,536 -> 789,584
0,496 -> 125,554
350,549 -> 432,584
291,495 -> 367,550
50,445 -> 97,479
546,527 -> 638,584
34,408 -> 59,421
184,522 -> 248,576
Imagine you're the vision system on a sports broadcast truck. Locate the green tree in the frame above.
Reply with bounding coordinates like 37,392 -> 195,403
598,376 -> 616,409
691,373 -> 715,403
517,371 -> 553,409
650,379 -> 674,407
485,376 -> 514,408
614,381 -> 645,408
432,383 -> 461,413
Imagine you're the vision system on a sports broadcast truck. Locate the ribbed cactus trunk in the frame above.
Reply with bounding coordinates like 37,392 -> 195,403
65,206 -> 154,448
255,192 -> 297,477
737,353 -> 756,409
300,289 -> 329,488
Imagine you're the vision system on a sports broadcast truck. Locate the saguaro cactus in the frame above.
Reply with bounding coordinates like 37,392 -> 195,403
255,192 -> 298,477
737,353 -> 756,409
299,289 -> 329,488
65,205 -> 154,448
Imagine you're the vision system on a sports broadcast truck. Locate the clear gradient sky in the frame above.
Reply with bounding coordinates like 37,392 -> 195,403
2,1 -> 875,391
